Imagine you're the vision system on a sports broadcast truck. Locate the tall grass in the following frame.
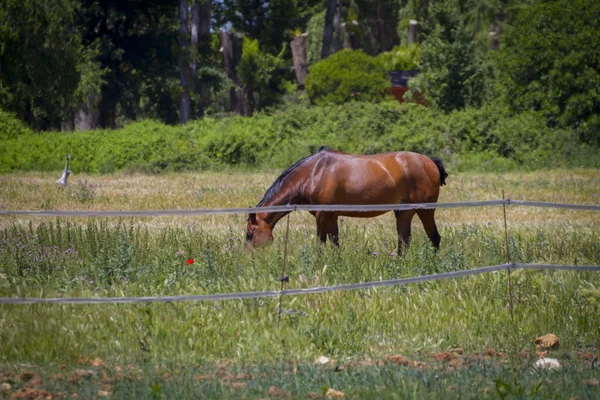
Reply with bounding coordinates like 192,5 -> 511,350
1,216 -> 598,366
0,170 -> 598,399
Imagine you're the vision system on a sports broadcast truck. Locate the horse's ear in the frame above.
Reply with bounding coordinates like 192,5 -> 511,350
248,213 -> 257,225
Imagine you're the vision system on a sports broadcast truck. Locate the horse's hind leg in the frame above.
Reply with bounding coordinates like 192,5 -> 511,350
315,212 -> 339,246
416,209 -> 441,250
395,210 -> 415,253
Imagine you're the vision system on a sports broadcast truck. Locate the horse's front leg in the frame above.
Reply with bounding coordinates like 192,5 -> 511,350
315,212 -> 339,246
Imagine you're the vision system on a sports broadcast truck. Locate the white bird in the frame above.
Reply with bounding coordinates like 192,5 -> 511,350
57,154 -> 72,187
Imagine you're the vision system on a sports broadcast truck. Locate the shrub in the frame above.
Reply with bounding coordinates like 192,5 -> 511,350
377,44 -> 421,71
1,102 -> 598,174
305,50 -> 391,105
0,110 -> 34,139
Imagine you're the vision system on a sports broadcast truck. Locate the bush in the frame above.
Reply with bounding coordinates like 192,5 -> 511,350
1,102 -> 598,174
305,50 -> 391,105
377,44 -> 421,71
0,110 -> 34,139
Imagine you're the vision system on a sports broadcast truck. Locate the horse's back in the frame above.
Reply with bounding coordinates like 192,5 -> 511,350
307,150 -> 441,207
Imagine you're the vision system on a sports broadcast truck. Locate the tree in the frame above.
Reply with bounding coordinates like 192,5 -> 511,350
0,0 -> 104,130
496,0 -> 600,144
237,37 -> 287,114
406,4 -> 488,111
220,31 -> 245,115
321,0 -> 336,59
179,0 -> 192,124
78,0 -> 180,127
191,0 -> 212,117
217,0 -> 321,56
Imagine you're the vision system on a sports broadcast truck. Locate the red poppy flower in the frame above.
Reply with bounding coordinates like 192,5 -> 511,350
187,259 -> 194,265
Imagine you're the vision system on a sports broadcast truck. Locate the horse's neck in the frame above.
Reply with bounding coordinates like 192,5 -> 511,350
259,183 -> 304,227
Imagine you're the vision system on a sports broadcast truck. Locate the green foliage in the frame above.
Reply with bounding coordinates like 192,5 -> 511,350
305,50 -> 391,105
0,110 -> 34,139
305,10 -> 326,66
377,44 -> 421,71
406,4 -> 489,112
496,0 -> 600,145
217,0 -> 321,55
1,101 -> 599,173
238,38 -> 289,111
0,0 -> 94,130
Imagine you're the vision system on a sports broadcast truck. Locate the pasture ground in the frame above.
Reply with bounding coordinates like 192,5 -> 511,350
0,170 -> 599,399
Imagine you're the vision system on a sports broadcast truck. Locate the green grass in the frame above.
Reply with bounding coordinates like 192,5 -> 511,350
0,170 -> 599,398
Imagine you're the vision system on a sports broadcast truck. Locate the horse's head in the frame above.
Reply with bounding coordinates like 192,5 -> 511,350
245,212 -> 273,251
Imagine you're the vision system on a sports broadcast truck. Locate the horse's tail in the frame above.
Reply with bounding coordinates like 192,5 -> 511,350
430,157 -> 448,186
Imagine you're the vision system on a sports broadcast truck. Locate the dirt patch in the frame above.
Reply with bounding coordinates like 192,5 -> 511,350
9,388 -> 65,400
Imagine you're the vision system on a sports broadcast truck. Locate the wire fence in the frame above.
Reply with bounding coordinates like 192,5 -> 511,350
1,199 -> 599,217
1,263 -> 599,305
0,198 -> 599,306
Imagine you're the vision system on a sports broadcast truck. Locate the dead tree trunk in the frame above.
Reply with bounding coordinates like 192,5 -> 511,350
408,20 -> 418,45
179,0 -> 192,124
321,0 -> 336,59
220,31 -> 244,115
290,33 -> 308,90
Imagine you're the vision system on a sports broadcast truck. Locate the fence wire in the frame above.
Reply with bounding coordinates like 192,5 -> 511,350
0,199 -> 599,218
1,199 -> 598,305
1,263 -> 598,305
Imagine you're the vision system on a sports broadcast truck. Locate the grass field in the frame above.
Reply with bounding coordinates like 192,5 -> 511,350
0,170 -> 599,399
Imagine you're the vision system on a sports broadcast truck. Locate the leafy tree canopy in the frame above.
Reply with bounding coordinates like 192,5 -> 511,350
496,0 -> 600,144
406,3 -> 488,112
0,0 -> 104,130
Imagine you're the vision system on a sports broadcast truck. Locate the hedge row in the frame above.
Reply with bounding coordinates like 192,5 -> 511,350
1,103 -> 598,174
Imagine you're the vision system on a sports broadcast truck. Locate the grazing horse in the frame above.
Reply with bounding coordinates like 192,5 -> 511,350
245,147 -> 448,252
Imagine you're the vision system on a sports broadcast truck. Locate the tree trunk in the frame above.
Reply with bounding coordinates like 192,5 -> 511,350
191,3 -> 200,72
490,24 -> 500,50
179,0 -> 192,124
342,21 -> 359,49
331,0 -> 343,54
408,20 -> 418,45
191,0 -> 211,117
74,94 -> 100,131
377,0 -> 387,52
243,85 -> 255,116
220,31 -> 244,115
99,107 -> 117,129
290,33 -> 308,90
321,0 -> 336,59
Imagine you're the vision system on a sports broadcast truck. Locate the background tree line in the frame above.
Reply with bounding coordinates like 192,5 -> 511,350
0,0 -> 598,146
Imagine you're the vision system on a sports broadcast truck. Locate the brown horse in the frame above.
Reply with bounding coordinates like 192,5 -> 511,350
246,147 -> 448,252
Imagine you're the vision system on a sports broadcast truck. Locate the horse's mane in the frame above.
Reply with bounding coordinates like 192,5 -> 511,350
256,146 -> 328,207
